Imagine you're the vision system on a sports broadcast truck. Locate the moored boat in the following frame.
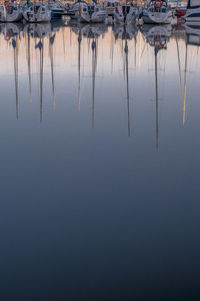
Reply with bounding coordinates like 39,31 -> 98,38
48,0 -> 66,18
114,3 -> 138,24
67,0 -> 87,18
141,0 -> 173,24
74,1 -> 107,23
0,2 -> 22,22
23,1 -> 51,23
176,6 -> 186,18
182,0 -> 200,22
104,0 -> 119,16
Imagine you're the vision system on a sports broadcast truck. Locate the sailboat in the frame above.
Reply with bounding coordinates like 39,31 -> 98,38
23,1 -> 51,23
114,2 -> 138,24
104,0 -> 119,16
74,0 -> 107,23
0,1 -> 22,22
141,0 -> 172,24
48,0 -> 66,18
67,0 -> 86,18
182,0 -> 200,22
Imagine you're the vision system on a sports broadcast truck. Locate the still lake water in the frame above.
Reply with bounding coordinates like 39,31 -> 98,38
0,20 -> 200,300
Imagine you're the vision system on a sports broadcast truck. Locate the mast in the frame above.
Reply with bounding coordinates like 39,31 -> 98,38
12,37 -> 19,120
124,32 -> 130,137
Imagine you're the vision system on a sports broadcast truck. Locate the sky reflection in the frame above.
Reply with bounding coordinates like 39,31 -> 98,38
0,19 -> 200,301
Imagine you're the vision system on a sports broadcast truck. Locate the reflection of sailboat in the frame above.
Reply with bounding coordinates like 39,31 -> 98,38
71,22 -> 107,38
24,23 -> 52,39
155,45 -> 159,150
124,36 -> 130,136
35,39 -> 44,123
183,43 -> 187,125
182,24 -> 200,125
113,23 -> 138,40
49,33 -> 56,109
72,23 -> 106,112
175,31 -> 182,97
81,23 -> 107,38
27,29 -> 32,102
91,39 -> 96,128
141,25 -> 170,149
3,23 -> 23,39
12,37 -> 19,120
114,25 -> 133,136
78,30 -> 82,111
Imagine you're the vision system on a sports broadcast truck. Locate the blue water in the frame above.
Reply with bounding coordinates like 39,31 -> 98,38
0,21 -> 200,300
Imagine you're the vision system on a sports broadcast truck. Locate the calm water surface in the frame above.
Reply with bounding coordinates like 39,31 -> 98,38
0,20 -> 200,300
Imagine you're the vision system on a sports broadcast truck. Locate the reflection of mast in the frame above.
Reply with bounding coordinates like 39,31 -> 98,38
124,33 -> 130,137
92,39 -> 96,129
62,27 -> 66,59
134,35 -> 137,68
27,31 -> 32,102
36,39 -> 44,123
49,33 -> 56,109
137,31 -> 141,70
110,29 -> 114,73
183,44 -> 188,125
12,37 -> 19,120
78,30 -> 82,111
175,33 -> 182,95
155,47 -> 159,150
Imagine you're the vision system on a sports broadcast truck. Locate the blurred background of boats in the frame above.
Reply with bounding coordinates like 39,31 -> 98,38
0,0 -> 193,25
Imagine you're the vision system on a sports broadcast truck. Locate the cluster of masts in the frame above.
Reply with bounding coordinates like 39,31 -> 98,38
1,19 -> 196,151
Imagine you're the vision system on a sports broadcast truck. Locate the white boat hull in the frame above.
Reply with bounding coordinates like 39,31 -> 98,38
0,6 -> 22,22
114,6 -> 137,24
75,4 -> 106,23
23,4 -> 51,23
183,8 -> 200,22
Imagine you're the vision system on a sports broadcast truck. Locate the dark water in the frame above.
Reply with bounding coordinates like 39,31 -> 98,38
0,20 -> 200,300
